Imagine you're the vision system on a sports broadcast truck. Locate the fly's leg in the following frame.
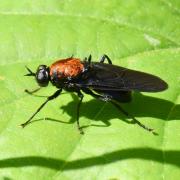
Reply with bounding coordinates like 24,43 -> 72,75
82,88 -> 108,101
70,54 -> 74,58
76,90 -> 84,134
21,89 -> 62,127
84,54 -> 92,64
99,54 -> 112,64
83,54 -> 92,73
25,87 -> 42,95
87,54 -> 92,64
82,88 -> 157,135
110,101 -> 157,135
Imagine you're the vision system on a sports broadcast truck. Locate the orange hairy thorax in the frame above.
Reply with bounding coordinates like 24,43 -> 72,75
50,58 -> 84,79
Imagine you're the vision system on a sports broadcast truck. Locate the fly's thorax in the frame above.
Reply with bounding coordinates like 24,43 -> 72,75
49,57 -> 85,87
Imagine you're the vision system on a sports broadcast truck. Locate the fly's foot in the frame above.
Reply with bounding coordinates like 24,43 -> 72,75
78,127 -> 84,135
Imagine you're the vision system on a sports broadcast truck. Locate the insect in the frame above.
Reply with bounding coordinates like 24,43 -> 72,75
21,54 -> 168,134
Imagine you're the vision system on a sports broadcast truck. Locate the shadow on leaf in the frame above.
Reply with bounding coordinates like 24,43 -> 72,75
27,92 -> 180,132
0,148 -> 179,170
59,92 -> 180,127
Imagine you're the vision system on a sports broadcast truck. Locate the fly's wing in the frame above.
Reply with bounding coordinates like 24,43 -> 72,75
94,89 -> 132,103
77,62 -> 168,92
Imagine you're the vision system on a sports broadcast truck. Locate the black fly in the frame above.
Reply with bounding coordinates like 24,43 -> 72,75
21,55 -> 168,134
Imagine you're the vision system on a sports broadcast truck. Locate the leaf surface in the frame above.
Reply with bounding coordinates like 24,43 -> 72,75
0,1 -> 179,179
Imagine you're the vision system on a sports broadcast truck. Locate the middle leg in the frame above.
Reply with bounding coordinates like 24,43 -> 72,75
76,90 -> 84,134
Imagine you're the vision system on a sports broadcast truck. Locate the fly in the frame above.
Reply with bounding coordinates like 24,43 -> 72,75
21,55 -> 168,135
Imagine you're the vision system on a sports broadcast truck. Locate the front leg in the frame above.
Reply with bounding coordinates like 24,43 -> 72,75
25,87 -> 42,95
21,89 -> 62,127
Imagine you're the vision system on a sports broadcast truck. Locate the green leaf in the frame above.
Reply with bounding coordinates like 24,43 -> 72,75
0,1 -> 180,179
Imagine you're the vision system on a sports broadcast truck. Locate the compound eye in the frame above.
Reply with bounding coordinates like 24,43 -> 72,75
36,65 -> 49,87
38,65 -> 46,70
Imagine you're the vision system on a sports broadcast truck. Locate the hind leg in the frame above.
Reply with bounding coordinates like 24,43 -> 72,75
82,88 -> 156,135
110,101 -> 157,135
99,54 -> 112,64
